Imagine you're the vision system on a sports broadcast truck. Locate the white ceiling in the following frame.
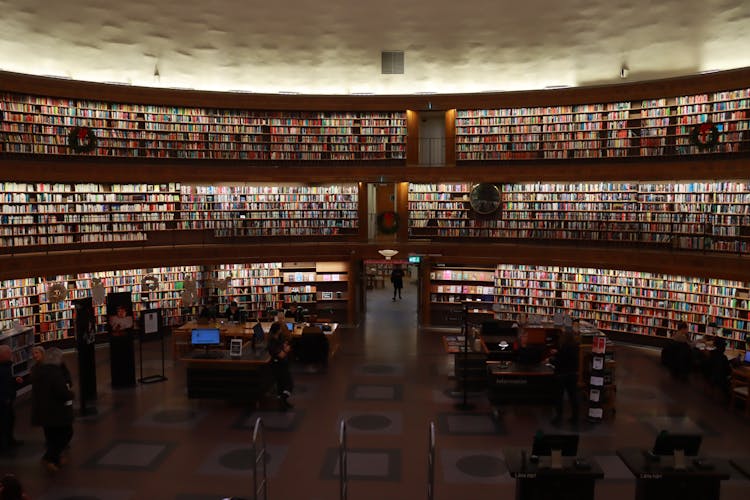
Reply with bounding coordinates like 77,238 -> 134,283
1,0 -> 749,95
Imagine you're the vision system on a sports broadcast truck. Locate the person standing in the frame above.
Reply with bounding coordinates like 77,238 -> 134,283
267,322 -> 294,410
31,347 -> 74,472
0,345 -> 24,452
549,330 -> 580,425
390,265 -> 405,301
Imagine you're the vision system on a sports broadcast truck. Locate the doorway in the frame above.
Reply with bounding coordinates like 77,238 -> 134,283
362,259 -> 419,356
418,111 -> 446,166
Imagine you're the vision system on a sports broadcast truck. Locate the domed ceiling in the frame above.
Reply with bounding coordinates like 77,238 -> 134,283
1,0 -> 749,94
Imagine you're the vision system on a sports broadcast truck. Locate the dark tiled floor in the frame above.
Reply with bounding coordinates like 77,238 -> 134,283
3,283 -> 750,499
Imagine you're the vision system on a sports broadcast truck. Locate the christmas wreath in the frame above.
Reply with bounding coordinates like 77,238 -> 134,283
376,211 -> 400,234
68,126 -> 98,153
690,121 -> 719,151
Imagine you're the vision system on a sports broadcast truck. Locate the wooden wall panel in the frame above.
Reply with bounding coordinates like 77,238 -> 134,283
444,109 -> 456,166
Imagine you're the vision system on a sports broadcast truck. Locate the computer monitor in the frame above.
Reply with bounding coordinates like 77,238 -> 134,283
191,328 -> 221,346
286,322 -> 294,331
531,432 -> 579,457
651,432 -> 702,457
744,350 -> 750,365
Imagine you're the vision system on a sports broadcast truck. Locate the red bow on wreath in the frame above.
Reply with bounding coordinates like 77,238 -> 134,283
77,127 -> 90,140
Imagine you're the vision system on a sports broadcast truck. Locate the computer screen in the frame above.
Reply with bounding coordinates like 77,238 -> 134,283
651,432 -> 702,457
286,322 -> 294,331
531,432 -> 579,457
191,328 -> 221,346
744,350 -> 750,365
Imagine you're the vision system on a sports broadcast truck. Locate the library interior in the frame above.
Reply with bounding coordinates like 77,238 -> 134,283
2,1 -> 750,499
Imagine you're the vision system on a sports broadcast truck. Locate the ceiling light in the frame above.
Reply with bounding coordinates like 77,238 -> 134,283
378,249 -> 399,260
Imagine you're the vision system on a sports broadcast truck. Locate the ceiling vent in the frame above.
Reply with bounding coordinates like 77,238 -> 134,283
381,51 -> 404,75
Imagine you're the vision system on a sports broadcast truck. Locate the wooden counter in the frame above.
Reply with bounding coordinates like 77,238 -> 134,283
182,346 -> 272,403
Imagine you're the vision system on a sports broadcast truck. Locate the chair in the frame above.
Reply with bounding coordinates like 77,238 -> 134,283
296,326 -> 329,368
729,369 -> 750,416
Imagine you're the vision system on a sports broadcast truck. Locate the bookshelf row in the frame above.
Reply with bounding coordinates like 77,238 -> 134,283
456,89 -> 750,160
408,182 -> 750,253
429,264 -> 750,349
2,87 -> 750,163
0,261 -> 349,344
0,182 -> 360,249
0,93 -> 406,161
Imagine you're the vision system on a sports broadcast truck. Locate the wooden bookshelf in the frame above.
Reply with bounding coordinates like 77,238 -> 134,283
491,264 -> 749,349
0,92 -> 406,162
1,181 -> 361,253
429,265 -> 496,326
0,261 -> 351,345
181,183 -> 359,238
455,87 -> 750,162
0,325 -> 34,378
408,181 -> 750,254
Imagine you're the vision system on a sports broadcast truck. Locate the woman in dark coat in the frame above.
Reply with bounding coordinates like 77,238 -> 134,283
31,347 -> 74,472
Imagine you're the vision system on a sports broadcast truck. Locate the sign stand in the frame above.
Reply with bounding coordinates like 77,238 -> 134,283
139,309 -> 168,384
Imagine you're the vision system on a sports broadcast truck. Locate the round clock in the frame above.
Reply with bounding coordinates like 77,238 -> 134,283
469,183 -> 501,214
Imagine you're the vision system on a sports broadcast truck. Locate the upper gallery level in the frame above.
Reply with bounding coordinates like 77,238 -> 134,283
1,69 -> 750,183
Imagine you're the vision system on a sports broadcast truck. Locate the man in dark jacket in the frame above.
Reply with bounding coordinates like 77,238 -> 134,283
390,265 -> 405,301
549,331 -> 580,425
31,347 -> 74,472
0,345 -> 24,452
267,322 -> 294,410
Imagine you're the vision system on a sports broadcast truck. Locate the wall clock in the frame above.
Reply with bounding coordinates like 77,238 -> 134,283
469,183 -> 501,214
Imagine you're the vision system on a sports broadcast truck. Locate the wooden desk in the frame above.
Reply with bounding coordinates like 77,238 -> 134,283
617,448 -> 732,500
504,448 -> 604,500
487,362 -> 556,405
183,347 -> 271,404
172,321 -> 340,359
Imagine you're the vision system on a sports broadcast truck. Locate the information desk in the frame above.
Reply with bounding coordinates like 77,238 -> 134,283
183,347 -> 272,403
173,321 -> 339,359
617,448 -> 732,500
487,362 -> 556,405
504,448 -> 604,500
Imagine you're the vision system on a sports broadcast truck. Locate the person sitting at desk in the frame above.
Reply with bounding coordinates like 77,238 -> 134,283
285,304 -> 305,323
198,297 -> 219,321
515,329 -> 545,365
705,338 -> 732,399
224,301 -> 244,323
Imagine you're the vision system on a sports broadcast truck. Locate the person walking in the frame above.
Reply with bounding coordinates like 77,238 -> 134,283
390,265 -> 405,301
31,347 -> 74,472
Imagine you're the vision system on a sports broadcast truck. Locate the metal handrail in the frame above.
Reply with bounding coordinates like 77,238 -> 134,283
339,418 -> 348,500
427,421 -> 436,500
252,417 -> 268,500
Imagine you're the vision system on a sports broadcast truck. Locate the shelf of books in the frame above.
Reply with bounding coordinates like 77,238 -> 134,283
0,181 -> 180,251
181,183 -> 360,238
314,261 -> 350,323
0,93 -> 406,162
429,266 -> 496,326
0,325 -> 34,378
491,264 -> 749,349
455,87 -> 749,161
210,263 -> 284,318
408,181 -> 750,254
0,260 -> 351,344
282,262 -> 318,308
1,181 -> 362,252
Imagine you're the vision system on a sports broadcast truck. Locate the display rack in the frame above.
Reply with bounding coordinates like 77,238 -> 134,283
583,336 -> 616,422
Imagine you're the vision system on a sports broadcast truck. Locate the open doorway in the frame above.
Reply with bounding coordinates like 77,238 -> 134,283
362,259 -> 419,355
